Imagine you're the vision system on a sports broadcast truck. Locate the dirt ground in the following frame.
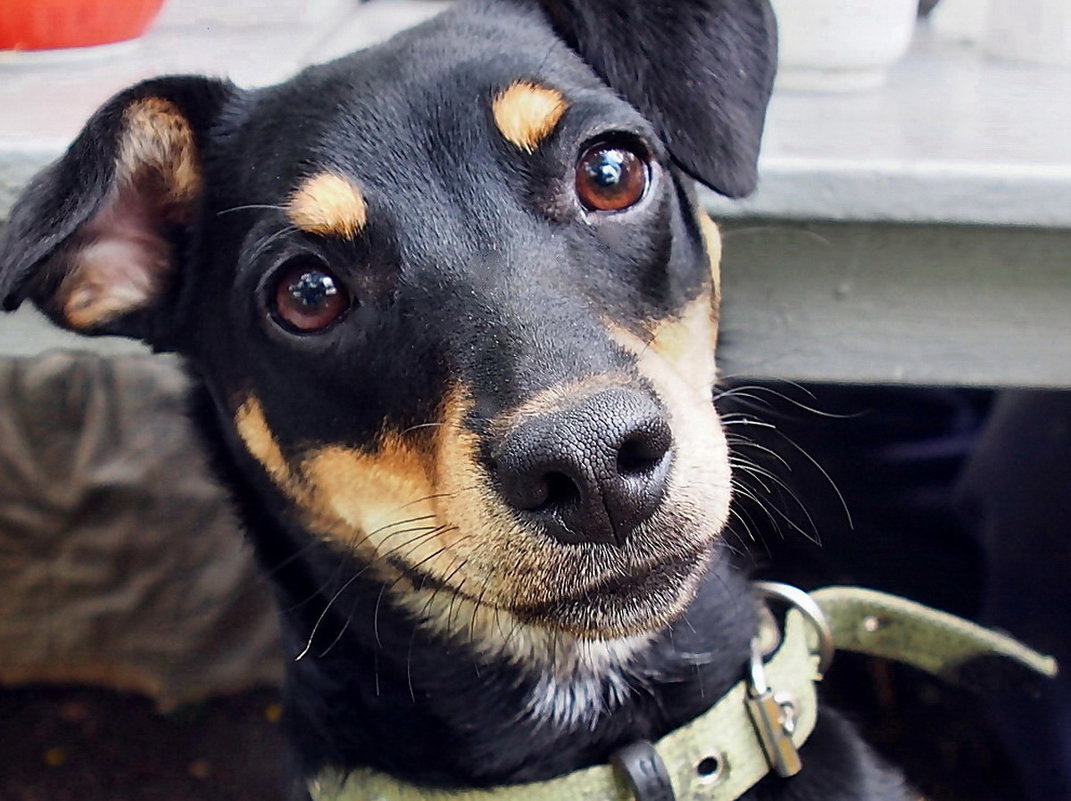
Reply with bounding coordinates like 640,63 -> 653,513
0,686 -> 287,801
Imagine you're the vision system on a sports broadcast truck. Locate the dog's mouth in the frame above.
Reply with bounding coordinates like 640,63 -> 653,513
511,544 -> 711,635
388,541 -> 712,639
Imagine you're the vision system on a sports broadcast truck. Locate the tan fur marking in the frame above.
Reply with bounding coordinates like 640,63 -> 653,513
118,98 -> 202,218
234,396 -> 402,547
234,397 -> 449,564
644,297 -> 720,396
300,435 -> 443,563
492,82 -> 569,153
288,174 -> 368,239
697,212 -> 723,306
235,396 -> 293,487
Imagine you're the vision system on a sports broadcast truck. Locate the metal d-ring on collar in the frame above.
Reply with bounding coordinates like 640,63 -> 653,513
753,581 -> 835,677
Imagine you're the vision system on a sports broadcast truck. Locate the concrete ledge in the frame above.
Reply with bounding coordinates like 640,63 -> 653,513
3,8 -> 1070,227
719,220 -> 1071,388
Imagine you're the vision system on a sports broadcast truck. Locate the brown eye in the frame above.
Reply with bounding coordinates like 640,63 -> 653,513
575,141 -> 649,212
271,261 -> 350,333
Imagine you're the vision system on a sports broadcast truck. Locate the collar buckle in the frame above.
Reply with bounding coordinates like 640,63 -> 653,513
745,637 -> 803,778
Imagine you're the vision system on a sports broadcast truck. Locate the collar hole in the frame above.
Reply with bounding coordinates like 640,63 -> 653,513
695,753 -> 726,784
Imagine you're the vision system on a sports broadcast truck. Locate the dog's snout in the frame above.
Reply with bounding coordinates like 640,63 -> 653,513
495,389 -> 673,546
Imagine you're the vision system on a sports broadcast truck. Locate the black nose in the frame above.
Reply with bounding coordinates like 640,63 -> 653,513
494,388 -> 673,546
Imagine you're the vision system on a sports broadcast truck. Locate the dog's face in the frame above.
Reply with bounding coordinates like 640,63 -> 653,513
0,1 -> 775,653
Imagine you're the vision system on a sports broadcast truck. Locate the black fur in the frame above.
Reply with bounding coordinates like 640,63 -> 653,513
0,1 -> 909,799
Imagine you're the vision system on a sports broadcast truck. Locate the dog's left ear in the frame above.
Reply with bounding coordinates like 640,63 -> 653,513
531,0 -> 777,198
0,76 -> 237,341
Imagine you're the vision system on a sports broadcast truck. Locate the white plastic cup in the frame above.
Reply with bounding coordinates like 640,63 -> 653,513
771,0 -> 919,92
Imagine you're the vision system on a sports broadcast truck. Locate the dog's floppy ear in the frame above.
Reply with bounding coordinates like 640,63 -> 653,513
533,0 -> 777,198
0,76 -> 236,340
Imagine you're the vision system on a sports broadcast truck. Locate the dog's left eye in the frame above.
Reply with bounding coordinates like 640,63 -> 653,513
575,140 -> 649,212
270,261 -> 351,333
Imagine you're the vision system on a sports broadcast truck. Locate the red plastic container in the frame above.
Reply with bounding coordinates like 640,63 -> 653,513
0,0 -> 166,51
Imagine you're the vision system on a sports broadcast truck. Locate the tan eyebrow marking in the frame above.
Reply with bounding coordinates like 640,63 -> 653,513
287,173 -> 368,239
492,81 -> 569,153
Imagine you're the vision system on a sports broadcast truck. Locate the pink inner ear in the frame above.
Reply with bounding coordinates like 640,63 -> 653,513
58,181 -> 174,331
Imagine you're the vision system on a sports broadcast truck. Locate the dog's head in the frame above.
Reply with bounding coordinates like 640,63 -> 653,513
0,0 -> 775,654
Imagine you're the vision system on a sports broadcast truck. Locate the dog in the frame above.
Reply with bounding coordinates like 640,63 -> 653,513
0,1 -> 912,798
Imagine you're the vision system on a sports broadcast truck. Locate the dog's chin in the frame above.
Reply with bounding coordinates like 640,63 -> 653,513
514,547 -> 713,640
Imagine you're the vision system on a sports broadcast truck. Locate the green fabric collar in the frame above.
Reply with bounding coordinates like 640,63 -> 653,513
309,585 -> 1057,801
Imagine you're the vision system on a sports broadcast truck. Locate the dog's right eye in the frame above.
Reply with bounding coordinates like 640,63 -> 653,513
575,139 -> 650,213
269,260 -> 351,333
